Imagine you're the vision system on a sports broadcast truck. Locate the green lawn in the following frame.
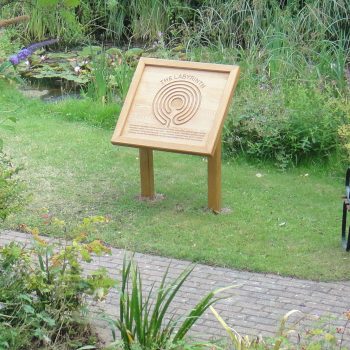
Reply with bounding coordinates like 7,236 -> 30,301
1,83 -> 349,281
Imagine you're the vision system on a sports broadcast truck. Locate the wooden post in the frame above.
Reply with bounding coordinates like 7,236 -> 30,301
208,137 -> 222,213
139,148 -> 155,198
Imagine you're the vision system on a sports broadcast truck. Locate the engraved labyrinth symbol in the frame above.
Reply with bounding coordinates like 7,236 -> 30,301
152,80 -> 202,127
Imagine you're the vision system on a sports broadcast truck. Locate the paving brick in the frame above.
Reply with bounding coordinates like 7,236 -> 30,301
0,229 -> 349,344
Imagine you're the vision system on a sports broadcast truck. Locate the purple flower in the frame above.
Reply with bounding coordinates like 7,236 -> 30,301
18,48 -> 31,60
27,39 -> 58,53
9,55 -> 20,65
9,39 -> 58,66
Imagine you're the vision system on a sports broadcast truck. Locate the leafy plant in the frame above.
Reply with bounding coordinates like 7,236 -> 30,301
84,49 -> 134,104
0,28 -> 21,61
108,256 -> 232,350
0,217 -> 115,349
0,61 -> 18,82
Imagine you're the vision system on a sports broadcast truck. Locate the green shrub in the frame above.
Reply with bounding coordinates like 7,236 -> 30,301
0,152 -> 24,221
339,124 -> 350,162
224,84 -> 345,168
0,217 -> 115,349
337,98 -> 350,163
0,117 -> 25,221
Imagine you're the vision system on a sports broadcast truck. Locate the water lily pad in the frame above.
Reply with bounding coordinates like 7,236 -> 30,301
23,69 -> 89,84
124,48 -> 143,60
48,52 -> 79,60
63,0 -> 80,7
106,48 -> 122,57
80,46 -> 102,58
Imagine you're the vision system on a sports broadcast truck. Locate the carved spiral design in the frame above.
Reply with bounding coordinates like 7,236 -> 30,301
152,80 -> 201,127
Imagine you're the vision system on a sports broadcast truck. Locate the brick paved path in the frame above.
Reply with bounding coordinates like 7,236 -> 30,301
1,230 -> 350,344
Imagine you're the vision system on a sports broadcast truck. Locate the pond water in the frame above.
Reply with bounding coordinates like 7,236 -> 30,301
20,78 -> 82,102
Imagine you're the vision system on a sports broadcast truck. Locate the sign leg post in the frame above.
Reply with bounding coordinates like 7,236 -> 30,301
208,137 -> 222,213
139,147 -> 155,198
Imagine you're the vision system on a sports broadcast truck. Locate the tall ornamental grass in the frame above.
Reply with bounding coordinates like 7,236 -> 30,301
1,1 -> 348,49
109,256 -> 232,350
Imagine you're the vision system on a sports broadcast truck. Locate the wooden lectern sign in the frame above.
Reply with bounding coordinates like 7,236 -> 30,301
111,58 -> 240,212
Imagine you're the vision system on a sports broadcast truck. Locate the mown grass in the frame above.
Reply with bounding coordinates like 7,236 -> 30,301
0,82 -> 348,281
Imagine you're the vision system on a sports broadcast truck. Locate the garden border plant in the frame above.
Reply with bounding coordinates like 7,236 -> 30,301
105,255 -> 234,350
0,116 -> 26,222
0,217 -> 115,350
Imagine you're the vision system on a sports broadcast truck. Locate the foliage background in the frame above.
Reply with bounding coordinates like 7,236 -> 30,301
1,0 -> 349,166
